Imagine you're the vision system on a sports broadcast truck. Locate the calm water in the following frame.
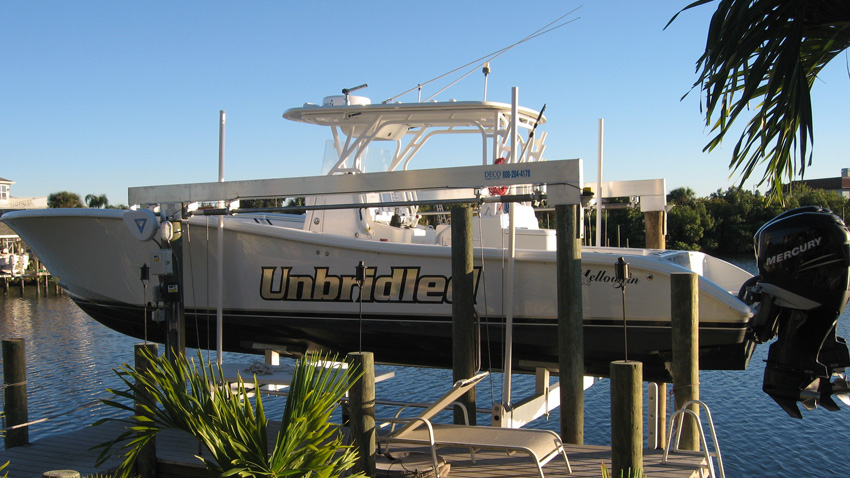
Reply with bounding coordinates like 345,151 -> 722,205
2,268 -> 849,476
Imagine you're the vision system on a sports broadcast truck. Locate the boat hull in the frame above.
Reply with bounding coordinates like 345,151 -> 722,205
1,209 -> 755,380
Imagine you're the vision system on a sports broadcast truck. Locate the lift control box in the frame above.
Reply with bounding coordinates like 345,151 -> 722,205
150,250 -> 174,276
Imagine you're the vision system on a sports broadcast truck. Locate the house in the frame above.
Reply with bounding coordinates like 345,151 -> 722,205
790,169 -> 850,198
0,176 -> 48,212
1,176 -> 47,247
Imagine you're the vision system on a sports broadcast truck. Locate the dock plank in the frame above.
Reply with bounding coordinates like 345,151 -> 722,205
0,420 -> 708,478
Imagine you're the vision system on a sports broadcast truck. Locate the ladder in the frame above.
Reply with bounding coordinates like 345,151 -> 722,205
662,400 -> 725,478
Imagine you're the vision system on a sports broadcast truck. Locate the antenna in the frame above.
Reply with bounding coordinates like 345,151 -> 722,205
383,8 -> 581,103
482,62 -> 491,101
342,83 -> 368,105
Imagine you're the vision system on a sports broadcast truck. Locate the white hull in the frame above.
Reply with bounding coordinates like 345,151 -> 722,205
2,208 -> 754,378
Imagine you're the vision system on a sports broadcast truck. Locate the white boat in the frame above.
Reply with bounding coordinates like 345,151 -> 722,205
0,248 -> 29,277
3,88 -> 849,416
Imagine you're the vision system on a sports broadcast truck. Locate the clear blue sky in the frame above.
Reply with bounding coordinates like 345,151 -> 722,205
2,1 -> 848,206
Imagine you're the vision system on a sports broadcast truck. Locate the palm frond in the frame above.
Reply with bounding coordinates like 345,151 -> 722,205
94,350 -> 365,478
673,0 -> 850,202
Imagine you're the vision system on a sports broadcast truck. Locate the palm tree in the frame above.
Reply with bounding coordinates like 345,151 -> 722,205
85,193 -> 109,208
670,1 -> 850,200
95,351 -> 365,478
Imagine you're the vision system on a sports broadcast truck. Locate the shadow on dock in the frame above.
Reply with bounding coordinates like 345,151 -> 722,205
0,419 -> 708,478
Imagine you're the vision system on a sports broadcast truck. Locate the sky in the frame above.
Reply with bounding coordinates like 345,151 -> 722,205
2,1 -> 848,207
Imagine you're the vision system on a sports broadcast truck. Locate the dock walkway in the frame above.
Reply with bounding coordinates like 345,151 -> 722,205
0,420 -> 708,478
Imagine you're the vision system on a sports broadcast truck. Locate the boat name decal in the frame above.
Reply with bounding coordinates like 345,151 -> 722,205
582,269 -> 639,285
484,168 -> 532,181
260,266 -> 481,304
764,236 -> 823,266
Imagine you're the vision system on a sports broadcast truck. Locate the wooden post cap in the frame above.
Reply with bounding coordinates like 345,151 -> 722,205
43,471 -> 81,478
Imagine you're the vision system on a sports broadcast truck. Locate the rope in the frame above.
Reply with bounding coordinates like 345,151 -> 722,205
670,382 -> 701,395
1,381 -> 26,389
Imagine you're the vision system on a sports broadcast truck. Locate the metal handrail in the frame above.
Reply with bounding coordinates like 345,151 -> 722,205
662,399 -> 725,478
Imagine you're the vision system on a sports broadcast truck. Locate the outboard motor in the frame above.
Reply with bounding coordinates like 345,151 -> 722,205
750,206 -> 850,417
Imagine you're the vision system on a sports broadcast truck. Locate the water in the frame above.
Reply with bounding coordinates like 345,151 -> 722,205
2,277 -> 850,477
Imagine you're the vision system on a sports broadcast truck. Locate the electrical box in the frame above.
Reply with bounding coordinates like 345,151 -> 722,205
150,250 -> 174,275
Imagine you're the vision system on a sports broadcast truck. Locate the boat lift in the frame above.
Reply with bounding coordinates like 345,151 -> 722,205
126,87 -> 668,428
127,161 -> 670,430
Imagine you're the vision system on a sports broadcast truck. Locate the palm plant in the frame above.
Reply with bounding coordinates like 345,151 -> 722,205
0,412 -> 7,477
94,350 -> 365,478
670,1 -> 850,200
85,194 -> 109,209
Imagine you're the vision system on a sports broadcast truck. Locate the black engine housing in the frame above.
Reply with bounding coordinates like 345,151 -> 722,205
753,206 -> 850,417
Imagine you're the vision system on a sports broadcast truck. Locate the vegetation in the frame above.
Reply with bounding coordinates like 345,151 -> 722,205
47,191 -> 127,209
0,413 -> 7,477
574,185 -> 849,256
670,1 -> 850,200
95,351 -> 365,478
47,191 -> 84,208
85,194 -> 109,209
601,463 -> 644,478
239,197 -> 306,213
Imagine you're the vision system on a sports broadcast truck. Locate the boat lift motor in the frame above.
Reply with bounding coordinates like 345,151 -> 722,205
746,206 -> 850,417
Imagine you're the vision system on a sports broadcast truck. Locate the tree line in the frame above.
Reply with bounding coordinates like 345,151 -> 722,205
47,191 -> 126,209
585,185 -> 849,256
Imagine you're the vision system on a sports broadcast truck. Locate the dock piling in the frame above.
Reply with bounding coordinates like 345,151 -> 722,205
644,210 -> 666,250
134,343 -> 158,478
451,205 -> 477,425
42,471 -> 81,478
610,360 -> 643,476
556,203 -> 584,445
3,338 -> 28,448
671,272 -> 700,451
347,351 -> 376,478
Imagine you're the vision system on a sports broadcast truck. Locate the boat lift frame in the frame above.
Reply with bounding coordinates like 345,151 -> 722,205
128,164 -> 668,429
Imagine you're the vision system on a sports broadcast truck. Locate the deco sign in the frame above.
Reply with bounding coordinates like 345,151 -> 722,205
260,266 -> 481,304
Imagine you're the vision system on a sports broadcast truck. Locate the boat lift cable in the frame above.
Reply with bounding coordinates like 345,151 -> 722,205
182,220 -> 205,359
476,213 -> 498,406
382,8 -> 581,104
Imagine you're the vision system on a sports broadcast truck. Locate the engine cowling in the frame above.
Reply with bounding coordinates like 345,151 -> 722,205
752,206 -> 850,417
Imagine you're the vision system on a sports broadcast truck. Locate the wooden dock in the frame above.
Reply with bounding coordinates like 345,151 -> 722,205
0,420 -> 709,478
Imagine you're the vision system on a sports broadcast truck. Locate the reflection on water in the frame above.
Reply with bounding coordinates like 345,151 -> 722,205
0,293 -> 138,443
2,275 -> 850,476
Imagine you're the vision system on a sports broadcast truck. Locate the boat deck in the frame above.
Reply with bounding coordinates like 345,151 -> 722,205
0,420 -> 709,478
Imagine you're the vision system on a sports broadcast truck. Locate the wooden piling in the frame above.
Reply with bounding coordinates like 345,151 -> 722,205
671,272 -> 699,451
42,471 -> 80,478
347,351 -> 376,478
3,338 -> 28,448
610,360 -> 643,476
451,205 -> 477,425
645,208 -> 668,448
134,343 -> 158,478
556,204 -> 584,445
35,258 -> 41,298
644,210 -> 665,250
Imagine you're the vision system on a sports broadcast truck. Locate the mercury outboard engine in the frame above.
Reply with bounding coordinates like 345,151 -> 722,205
749,206 -> 850,417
